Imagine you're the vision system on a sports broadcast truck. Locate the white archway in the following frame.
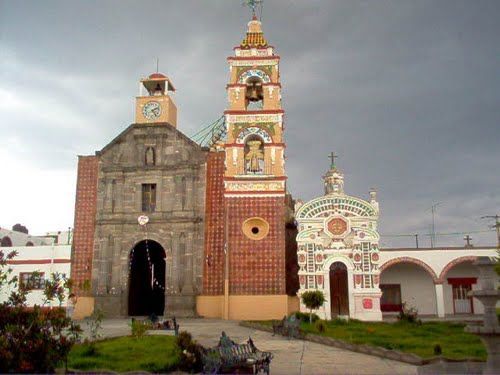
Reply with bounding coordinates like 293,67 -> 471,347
322,255 -> 355,320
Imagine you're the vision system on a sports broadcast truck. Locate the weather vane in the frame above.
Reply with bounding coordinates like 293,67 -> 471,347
243,0 -> 264,20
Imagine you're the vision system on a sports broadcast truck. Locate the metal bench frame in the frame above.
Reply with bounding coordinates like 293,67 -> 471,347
202,332 -> 273,374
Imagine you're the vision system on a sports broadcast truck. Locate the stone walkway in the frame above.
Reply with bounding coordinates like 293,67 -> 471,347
81,318 -> 417,374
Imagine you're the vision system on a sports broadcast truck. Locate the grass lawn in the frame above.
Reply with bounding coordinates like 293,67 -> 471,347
261,319 -> 487,361
67,335 -> 180,373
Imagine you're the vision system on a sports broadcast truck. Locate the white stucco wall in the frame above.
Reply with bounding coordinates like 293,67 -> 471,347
0,245 -> 71,307
379,247 -> 497,282
380,263 -> 437,315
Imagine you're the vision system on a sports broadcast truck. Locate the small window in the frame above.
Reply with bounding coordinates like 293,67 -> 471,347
380,284 -> 402,312
142,183 -> 157,212
19,272 -> 45,290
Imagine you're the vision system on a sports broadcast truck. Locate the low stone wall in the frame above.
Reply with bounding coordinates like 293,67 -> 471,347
240,321 -> 485,367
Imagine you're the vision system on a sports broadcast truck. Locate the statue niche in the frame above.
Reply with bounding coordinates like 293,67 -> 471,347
145,146 -> 156,166
244,135 -> 265,174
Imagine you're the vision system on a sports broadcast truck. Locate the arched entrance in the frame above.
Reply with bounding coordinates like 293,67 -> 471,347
128,239 -> 166,316
330,262 -> 349,317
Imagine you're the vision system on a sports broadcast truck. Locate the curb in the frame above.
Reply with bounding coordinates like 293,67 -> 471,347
239,321 -> 485,366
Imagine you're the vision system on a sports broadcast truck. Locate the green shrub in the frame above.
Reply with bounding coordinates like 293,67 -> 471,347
294,311 -> 319,323
398,302 -> 419,323
176,331 -> 205,373
330,317 -> 348,325
301,290 -> 325,323
433,344 -> 442,356
315,320 -> 327,333
130,319 -> 151,339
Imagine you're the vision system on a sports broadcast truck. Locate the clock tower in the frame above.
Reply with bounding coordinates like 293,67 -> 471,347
135,73 -> 177,126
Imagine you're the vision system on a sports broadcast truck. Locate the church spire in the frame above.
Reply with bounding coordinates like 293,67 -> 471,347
240,17 -> 268,48
323,152 -> 345,195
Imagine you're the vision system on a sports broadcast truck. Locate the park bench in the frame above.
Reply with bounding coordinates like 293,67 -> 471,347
202,332 -> 273,374
272,315 -> 302,339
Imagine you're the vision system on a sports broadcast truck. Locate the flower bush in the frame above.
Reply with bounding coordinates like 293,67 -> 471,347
0,249 -> 82,373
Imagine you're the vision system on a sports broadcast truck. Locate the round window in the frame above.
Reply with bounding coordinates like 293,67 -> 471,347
242,217 -> 269,240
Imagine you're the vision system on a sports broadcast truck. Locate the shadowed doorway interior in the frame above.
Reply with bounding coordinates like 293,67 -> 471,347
128,239 -> 166,316
330,262 -> 349,317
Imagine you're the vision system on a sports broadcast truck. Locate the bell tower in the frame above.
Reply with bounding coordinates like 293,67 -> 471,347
135,73 -> 177,126
221,15 -> 291,319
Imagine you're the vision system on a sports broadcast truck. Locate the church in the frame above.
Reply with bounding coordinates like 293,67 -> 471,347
71,14 -> 496,321
71,16 -> 298,320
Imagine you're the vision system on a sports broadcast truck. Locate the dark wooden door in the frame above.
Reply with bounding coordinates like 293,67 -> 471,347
330,262 -> 349,316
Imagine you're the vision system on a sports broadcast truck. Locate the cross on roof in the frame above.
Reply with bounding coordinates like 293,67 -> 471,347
244,0 -> 263,18
464,234 -> 473,247
329,152 -> 338,169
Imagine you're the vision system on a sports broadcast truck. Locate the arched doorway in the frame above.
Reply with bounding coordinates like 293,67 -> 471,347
330,262 -> 349,317
128,239 -> 166,316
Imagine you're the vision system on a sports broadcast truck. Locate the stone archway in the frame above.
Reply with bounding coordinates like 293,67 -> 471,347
128,239 -> 166,316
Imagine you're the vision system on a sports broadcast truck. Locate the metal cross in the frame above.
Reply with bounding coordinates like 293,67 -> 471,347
244,0 -> 263,18
463,234 -> 473,247
328,152 -> 338,169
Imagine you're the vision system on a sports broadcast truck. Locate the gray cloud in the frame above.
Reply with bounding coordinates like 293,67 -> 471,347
1,0 -> 498,245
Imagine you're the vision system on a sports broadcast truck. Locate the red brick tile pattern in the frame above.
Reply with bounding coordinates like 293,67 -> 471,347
226,196 -> 286,295
203,152 -> 226,295
71,155 -> 98,294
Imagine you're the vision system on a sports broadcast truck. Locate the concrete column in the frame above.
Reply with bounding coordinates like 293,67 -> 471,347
435,283 -> 445,317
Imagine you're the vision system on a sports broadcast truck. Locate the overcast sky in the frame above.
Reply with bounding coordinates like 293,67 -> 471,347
1,0 -> 499,247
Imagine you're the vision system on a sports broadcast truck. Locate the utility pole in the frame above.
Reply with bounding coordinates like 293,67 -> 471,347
481,214 -> 500,249
415,234 -> 419,249
430,202 -> 441,248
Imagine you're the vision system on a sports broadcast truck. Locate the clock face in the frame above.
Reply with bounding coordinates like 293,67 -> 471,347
142,101 -> 162,120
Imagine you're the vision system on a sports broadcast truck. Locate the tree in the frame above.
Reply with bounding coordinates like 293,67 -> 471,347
301,290 -> 325,323
0,249 -> 81,373
12,223 -> 28,234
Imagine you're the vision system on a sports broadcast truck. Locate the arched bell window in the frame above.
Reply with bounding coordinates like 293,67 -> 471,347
245,76 -> 264,110
145,146 -> 155,166
244,135 -> 265,174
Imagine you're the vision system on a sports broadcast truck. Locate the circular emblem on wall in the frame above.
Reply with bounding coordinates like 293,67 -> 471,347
299,275 -> 305,285
298,254 -> 306,263
353,253 -> 361,262
325,216 -> 349,238
138,215 -> 149,226
242,217 -> 270,241
371,253 -> 379,262
355,275 -> 362,284
315,254 -> 323,262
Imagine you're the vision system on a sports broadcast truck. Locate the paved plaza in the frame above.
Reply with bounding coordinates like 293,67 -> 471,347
81,318 -> 417,374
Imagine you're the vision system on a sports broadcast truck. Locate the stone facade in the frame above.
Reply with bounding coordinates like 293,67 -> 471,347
90,123 -> 207,317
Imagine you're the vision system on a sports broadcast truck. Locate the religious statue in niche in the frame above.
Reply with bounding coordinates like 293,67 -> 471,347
145,146 -> 155,166
245,139 -> 264,174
